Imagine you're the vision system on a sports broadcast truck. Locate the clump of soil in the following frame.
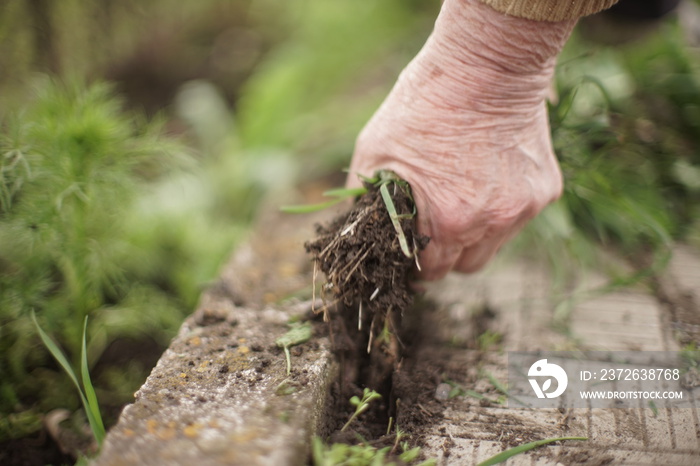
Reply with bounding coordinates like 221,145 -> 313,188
305,172 -> 444,466
304,172 -> 428,408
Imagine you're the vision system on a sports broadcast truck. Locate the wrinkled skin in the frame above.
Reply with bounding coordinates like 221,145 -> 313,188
347,0 -> 577,280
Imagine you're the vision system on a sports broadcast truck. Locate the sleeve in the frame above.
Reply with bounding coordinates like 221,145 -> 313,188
478,0 -> 620,22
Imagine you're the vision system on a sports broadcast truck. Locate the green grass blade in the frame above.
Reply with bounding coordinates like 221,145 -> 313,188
32,312 -> 104,447
485,371 -> 528,408
463,389 -> 486,400
280,198 -> 346,213
81,317 -> 105,445
357,172 -> 380,184
32,312 -> 83,397
322,187 -> 367,198
379,182 -> 412,257
477,436 -> 587,466
448,385 -> 487,401
311,436 -> 327,466
280,187 -> 367,214
649,400 -> 659,417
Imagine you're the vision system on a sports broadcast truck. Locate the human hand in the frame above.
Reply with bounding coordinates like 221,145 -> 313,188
346,0 -> 577,280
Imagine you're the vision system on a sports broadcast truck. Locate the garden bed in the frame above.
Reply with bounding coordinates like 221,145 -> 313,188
94,196 -> 700,465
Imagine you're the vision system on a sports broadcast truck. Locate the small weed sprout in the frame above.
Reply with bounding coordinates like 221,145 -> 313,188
389,411 -> 431,464
281,169 -> 420,259
280,187 -> 368,214
32,312 -> 105,447
443,379 -> 488,401
313,399 -> 437,465
391,425 -> 405,454
399,442 -> 423,464
341,388 -> 381,432
376,172 -> 416,258
311,437 -> 389,466
484,371 -> 528,407
275,322 -> 313,375
680,343 -> 700,371
476,330 -> 503,351
311,435 -> 437,466
476,436 -> 587,466
648,400 -> 659,417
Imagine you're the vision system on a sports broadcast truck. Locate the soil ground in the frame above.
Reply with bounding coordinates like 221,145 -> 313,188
292,188 -> 699,464
0,337 -> 164,466
304,175 -> 429,438
94,186 -> 700,465
283,184 -> 699,464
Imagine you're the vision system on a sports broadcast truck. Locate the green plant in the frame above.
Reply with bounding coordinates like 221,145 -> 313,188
484,372 -> 514,405
311,435 -> 437,466
648,400 -> 659,417
342,388 -> 382,432
32,312 -> 105,447
236,0 -> 436,163
0,78 -> 195,439
443,379 -> 490,402
396,442 -> 425,464
280,187 -> 367,213
282,170 -> 419,259
388,422 -> 426,463
511,26 -> 700,297
476,330 -> 503,352
476,436 -> 587,466
374,171 -> 417,259
680,343 -> 700,369
275,321 -> 313,375
312,437 -> 390,466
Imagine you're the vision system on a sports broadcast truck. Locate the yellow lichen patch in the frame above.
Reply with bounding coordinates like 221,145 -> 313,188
122,428 -> 135,437
179,372 -> 188,378
157,425 -> 177,440
188,336 -> 202,346
183,423 -> 202,438
145,419 -> 177,439
146,419 -> 158,435
218,350 -> 251,372
197,360 -> 210,372
231,427 -> 261,443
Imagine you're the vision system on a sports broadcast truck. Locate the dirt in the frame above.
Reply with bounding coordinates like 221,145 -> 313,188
315,296 -> 446,464
555,449 -> 615,465
301,174 -> 580,462
396,300 -> 555,447
0,335 -> 166,466
305,174 -> 428,393
54,180 -> 700,464
304,173 -> 439,459
0,435 -> 74,466
653,280 -> 700,346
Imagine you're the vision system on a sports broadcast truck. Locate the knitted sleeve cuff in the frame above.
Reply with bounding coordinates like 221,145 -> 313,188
478,0 -> 619,22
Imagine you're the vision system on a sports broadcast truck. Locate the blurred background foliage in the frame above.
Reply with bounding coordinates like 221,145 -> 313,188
1,0 -> 699,455
0,0 -> 438,448
514,10 -> 700,294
